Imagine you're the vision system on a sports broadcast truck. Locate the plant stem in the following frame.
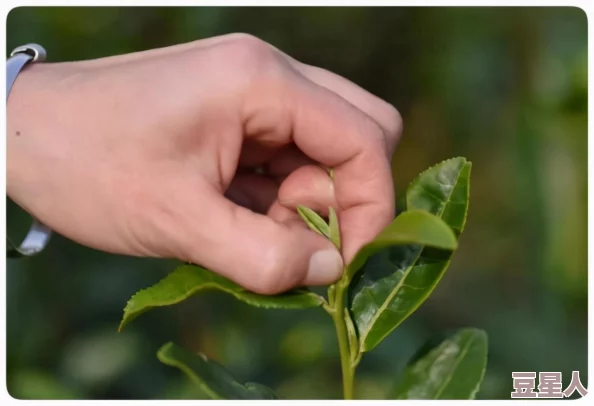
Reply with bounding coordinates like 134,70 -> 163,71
304,201 -> 358,399
329,276 -> 357,399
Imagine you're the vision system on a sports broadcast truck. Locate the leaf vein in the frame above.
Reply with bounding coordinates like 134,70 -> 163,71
358,163 -> 465,350
433,335 -> 475,399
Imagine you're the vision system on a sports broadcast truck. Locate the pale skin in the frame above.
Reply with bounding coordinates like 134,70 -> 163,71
7,34 -> 402,294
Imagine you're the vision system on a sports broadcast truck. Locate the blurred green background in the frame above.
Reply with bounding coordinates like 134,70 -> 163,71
6,6 -> 587,400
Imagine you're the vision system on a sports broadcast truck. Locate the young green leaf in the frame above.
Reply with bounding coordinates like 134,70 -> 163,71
347,209 -> 458,278
119,264 -> 324,331
351,157 -> 471,352
297,205 -> 330,238
328,207 -> 341,249
392,328 -> 488,399
157,342 -> 277,399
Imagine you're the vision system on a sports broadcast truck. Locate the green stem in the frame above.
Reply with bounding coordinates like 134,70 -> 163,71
329,276 -> 357,399
299,201 -> 358,399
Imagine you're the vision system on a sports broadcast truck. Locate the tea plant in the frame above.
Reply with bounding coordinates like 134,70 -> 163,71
118,157 -> 488,399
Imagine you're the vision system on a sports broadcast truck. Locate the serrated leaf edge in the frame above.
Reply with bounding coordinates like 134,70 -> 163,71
119,267 -> 324,332
358,158 -> 472,352
405,157 -> 468,202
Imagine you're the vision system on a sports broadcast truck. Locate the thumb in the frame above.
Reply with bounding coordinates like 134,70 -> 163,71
182,190 -> 343,295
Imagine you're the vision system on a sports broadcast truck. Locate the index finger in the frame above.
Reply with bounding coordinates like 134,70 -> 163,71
287,78 -> 396,263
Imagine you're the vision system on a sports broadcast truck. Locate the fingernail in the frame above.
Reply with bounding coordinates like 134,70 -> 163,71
307,249 -> 344,285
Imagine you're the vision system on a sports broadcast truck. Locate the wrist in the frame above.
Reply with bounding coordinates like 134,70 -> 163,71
7,62 -> 60,202
6,44 -> 61,256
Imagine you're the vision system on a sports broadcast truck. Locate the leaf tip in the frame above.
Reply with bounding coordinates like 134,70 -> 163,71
156,341 -> 174,362
117,312 -> 132,333
118,296 -> 141,332
117,307 -> 130,332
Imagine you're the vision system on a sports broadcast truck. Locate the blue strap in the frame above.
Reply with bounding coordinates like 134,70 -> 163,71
7,45 -> 53,257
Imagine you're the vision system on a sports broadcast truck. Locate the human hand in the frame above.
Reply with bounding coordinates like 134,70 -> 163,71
7,34 -> 402,294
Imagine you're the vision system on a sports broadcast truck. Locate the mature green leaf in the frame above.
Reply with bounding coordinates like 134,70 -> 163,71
392,328 -> 488,399
351,157 -> 471,352
297,205 -> 330,238
407,157 -> 471,235
157,342 -> 277,399
119,264 -> 324,331
328,207 -> 341,249
347,209 -> 458,278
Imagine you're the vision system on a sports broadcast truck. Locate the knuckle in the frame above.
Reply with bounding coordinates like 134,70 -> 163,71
221,33 -> 278,73
229,33 -> 269,51
382,103 -> 403,148
226,32 -> 265,45
385,103 -> 403,136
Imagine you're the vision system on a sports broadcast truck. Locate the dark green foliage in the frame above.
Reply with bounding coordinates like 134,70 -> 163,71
120,158 -> 486,399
